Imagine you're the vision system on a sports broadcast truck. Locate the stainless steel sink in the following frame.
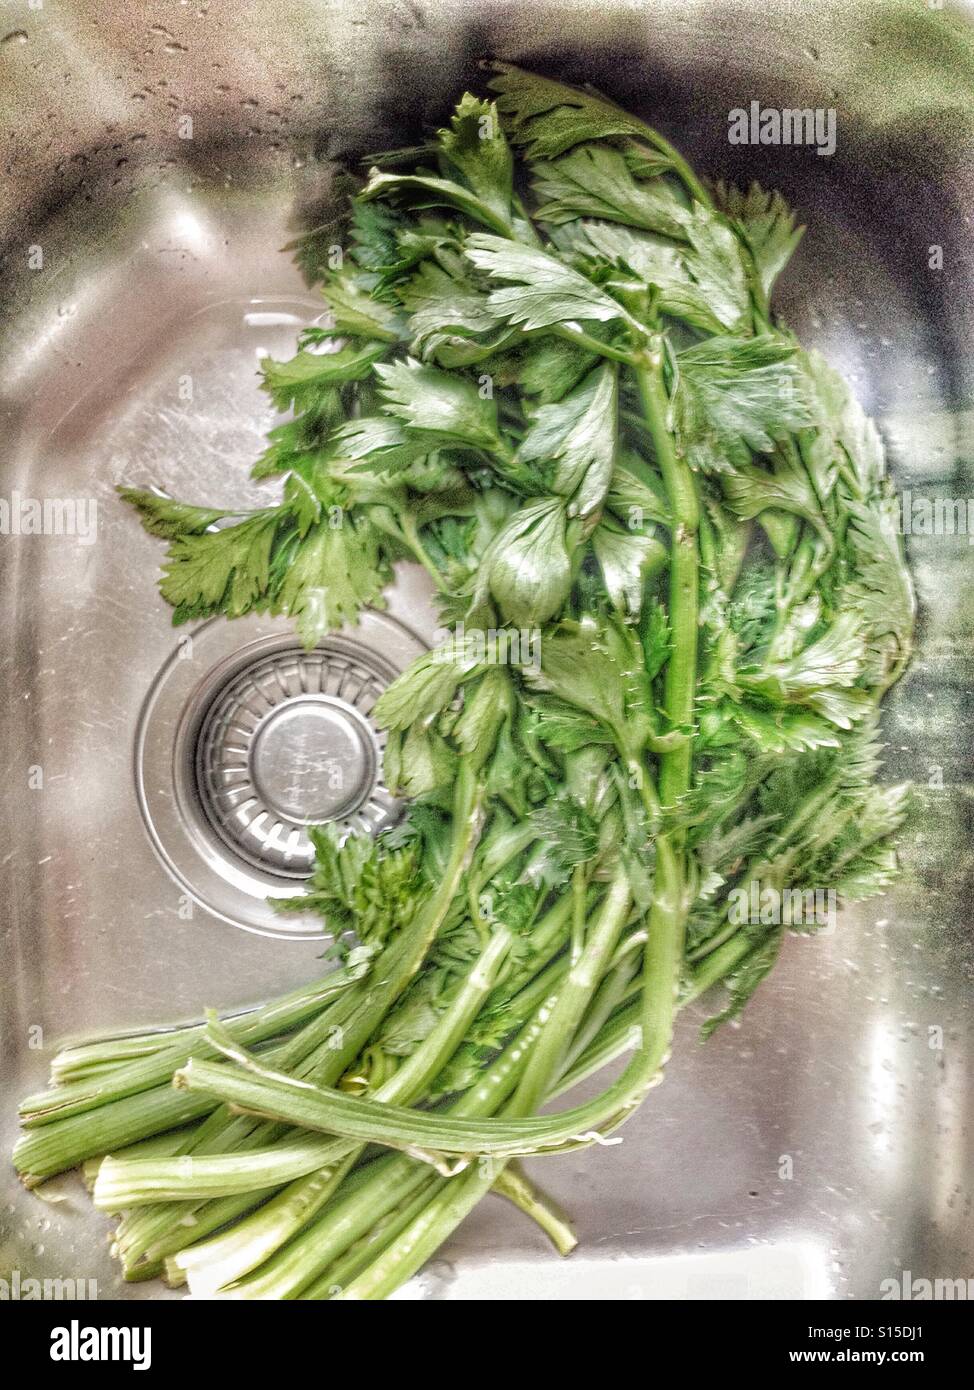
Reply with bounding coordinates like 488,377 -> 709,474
2,0 -> 973,1300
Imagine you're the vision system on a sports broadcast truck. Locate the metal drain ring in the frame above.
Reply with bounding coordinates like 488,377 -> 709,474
196,646 -> 396,878
134,606 -> 430,938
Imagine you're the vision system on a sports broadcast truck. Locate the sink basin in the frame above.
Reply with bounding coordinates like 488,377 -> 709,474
2,0 -> 973,1300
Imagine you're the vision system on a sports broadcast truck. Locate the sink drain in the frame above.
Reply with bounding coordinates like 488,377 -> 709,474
196,647 -> 393,877
135,608 -> 428,937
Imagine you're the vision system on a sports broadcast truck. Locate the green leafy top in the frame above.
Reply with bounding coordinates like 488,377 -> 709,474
438,94 -> 513,225
463,232 -> 642,333
488,63 -> 657,160
517,363 -> 618,516
120,70 -> 913,1070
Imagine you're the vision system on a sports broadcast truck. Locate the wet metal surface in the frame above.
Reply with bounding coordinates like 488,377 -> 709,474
137,607 -> 427,933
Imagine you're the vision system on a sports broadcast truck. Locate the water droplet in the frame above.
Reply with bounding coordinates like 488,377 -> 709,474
164,41 -> 188,54
1,29 -> 29,47
413,1258 -> 456,1299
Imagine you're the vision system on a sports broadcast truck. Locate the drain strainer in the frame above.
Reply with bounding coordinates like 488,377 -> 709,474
196,647 -> 394,877
135,607 -> 430,937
